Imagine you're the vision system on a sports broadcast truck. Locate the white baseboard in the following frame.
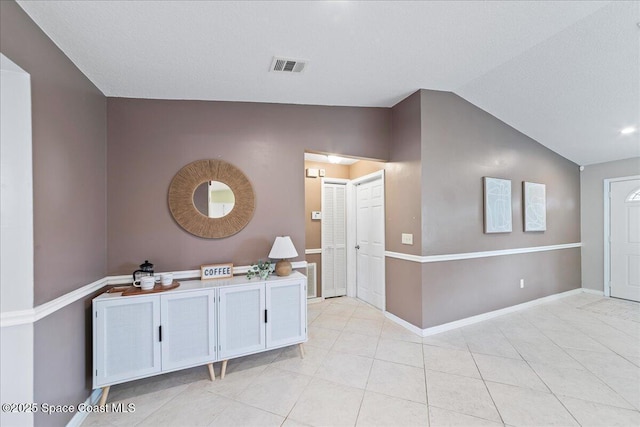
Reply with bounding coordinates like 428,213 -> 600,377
383,311 -> 424,336
307,297 -> 324,304
581,288 -> 604,296
385,288 -> 590,337
66,388 -> 101,427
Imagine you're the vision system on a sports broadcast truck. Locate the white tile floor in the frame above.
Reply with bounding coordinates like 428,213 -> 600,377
83,293 -> 640,427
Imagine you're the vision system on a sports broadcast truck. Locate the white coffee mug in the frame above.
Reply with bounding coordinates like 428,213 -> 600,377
134,275 -> 155,291
161,273 -> 173,286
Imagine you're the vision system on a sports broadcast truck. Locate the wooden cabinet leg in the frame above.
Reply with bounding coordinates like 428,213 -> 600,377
299,343 -> 305,359
221,360 -> 228,379
98,386 -> 110,406
207,363 -> 215,381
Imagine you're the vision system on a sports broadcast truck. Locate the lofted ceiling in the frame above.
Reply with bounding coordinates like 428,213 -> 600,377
16,1 -> 640,165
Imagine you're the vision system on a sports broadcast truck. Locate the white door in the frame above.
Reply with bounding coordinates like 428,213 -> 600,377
610,179 -> 640,302
322,182 -> 347,297
266,278 -> 307,348
160,290 -> 216,371
218,283 -> 266,359
94,296 -> 161,387
356,176 -> 385,309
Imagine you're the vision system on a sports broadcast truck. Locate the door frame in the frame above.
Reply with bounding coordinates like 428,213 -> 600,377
348,170 -> 386,310
603,175 -> 640,297
321,178 -> 349,298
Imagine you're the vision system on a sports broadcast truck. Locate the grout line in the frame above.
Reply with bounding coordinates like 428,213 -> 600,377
469,351 -> 506,425
507,301 -> 634,421
421,336 -> 431,427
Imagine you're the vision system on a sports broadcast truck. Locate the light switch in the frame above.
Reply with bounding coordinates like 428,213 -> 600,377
401,233 -> 413,245
311,211 -> 322,220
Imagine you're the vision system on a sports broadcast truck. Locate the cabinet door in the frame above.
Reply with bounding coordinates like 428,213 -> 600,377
266,278 -> 307,348
218,283 -> 265,359
94,296 -> 161,387
160,290 -> 216,371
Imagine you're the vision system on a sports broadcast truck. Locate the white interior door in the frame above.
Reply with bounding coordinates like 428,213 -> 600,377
356,176 -> 385,309
610,179 -> 640,302
322,182 -> 347,297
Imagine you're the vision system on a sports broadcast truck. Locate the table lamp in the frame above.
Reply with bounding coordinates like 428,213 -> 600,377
268,236 -> 298,276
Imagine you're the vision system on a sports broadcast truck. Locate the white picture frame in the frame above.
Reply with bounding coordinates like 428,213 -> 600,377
483,177 -> 512,233
523,182 -> 546,231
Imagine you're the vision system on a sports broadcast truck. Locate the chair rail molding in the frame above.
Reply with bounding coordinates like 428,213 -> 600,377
385,242 -> 582,263
0,261 -> 308,327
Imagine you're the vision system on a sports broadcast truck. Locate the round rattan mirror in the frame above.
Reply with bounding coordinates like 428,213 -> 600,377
168,159 -> 255,238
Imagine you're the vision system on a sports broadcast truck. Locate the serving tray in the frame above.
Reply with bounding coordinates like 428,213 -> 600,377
107,281 -> 180,296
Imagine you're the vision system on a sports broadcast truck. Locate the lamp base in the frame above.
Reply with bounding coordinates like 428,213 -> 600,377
274,259 -> 292,276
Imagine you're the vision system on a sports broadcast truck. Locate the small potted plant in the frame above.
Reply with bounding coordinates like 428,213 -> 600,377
246,260 -> 273,280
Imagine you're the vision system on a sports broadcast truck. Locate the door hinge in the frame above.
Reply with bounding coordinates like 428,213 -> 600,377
159,325 -> 162,342
95,369 -> 98,376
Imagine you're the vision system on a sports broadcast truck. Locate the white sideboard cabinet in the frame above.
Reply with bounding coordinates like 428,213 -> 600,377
218,276 -> 307,360
93,272 -> 306,404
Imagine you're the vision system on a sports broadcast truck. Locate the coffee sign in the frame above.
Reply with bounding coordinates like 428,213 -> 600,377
201,263 -> 233,280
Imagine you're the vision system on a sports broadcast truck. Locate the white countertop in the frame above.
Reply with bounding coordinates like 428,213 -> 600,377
94,271 -> 306,300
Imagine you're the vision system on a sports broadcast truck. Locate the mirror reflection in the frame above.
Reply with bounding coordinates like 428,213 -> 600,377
194,181 -> 236,218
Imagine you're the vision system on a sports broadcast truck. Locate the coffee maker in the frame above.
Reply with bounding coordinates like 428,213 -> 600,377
132,260 -> 154,282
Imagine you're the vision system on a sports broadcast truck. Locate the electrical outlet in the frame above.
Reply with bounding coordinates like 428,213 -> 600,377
401,233 -> 413,245
520,279 -> 525,289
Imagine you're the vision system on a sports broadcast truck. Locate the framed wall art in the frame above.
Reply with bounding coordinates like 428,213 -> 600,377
483,177 -> 512,233
523,182 -> 546,231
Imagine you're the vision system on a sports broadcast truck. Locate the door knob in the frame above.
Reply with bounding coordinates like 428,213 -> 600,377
355,245 -> 360,250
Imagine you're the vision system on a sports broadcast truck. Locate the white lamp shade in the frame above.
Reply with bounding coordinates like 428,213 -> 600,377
268,236 -> 298,259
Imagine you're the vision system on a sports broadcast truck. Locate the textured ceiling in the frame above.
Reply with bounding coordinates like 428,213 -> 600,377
16,1 -> 640,165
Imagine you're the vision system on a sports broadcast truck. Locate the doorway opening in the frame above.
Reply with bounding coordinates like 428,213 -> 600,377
303,152 -> 386,310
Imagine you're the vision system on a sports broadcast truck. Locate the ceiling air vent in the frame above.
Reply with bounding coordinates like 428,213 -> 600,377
270,57 -> 306,73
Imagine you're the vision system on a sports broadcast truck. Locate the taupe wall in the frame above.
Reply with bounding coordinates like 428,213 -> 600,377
581,158 -> 640,292
386,91 -> 424,326
107,98 -> 390,275
1,1 -> 107,305
420,90 -> 581,254
387,92 -> 423,256
33,297 -> 100,426
422,249 -> 581,326
418,89 -> 581,328
1,2 -> 107,425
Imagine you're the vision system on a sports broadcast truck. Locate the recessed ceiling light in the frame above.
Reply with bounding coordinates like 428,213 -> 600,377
620,126 -> 637,135
327,155 -> 340,164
